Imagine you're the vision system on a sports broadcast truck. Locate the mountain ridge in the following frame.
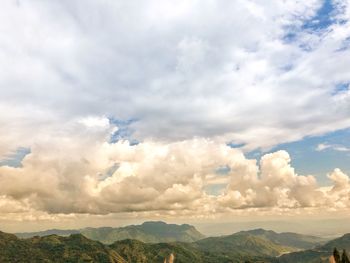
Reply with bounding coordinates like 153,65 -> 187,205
279,233 -> 350,262
237,228 -> 327,249
1,228 -> 347,263
15,221 -> 206,244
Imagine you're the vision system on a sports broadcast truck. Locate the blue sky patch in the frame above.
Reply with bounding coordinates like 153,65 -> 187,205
282,31 -> 298,43
336,36 -> 350,52
205,184 -> 226,196
99,163 -> 119,181
215,165 -> 231,175
302,0 -> 335,31
245,129 -> 350,185
283,0 -> 340,46
109,117 -> 139,145
226,142 -> 245,148
332,82 -> 349,95
0,147 -> 31,168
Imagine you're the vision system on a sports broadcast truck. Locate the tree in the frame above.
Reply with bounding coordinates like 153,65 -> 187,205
342,249 -> 350,263
334,248 -> 341,263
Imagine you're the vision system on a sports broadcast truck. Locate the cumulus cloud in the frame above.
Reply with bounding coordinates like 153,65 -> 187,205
0,120 -> 349,221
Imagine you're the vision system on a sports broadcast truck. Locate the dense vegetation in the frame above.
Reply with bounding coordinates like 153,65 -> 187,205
2,225 -> 349,263
237,228 -> 326,249
279,233 -> 350,263
0,231 -> 281,263
0,231 -> 126,263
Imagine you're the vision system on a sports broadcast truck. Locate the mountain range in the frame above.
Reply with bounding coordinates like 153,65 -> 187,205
1,221 -> 348,263
15,221 -> 205,244
0,230 -> 287,263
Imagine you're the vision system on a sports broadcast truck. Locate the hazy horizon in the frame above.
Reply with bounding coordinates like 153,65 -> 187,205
1,0 -> 350,238
3,218 -> 350,240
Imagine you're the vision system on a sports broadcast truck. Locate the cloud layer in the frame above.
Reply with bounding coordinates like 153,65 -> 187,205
0,119 -> 349,221
1,0 -> 350,153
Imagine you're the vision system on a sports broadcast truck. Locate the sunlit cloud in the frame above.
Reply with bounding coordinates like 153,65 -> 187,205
0,120 -> 349,222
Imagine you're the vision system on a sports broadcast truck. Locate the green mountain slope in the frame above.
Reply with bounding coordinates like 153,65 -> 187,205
110,237 -> 280,263
81,221 -> 205,244
195,232 -> 293,259
321,233 -> 350,251
110,239 -> 203,263
279,233 -> 350,263
1,230 -> 286,263
0,231 -> 33,262
237,228 -> 326,249
4,227 -> 344,263
0,231 -> 125,263
15,221 -> 205,244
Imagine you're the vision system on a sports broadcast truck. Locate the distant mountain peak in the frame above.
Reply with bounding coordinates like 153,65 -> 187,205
141,221 -> 193,229
142,221 -> 167,225
244,228 -> 276,234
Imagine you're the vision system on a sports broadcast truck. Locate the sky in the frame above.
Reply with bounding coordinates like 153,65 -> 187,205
0,0 -> 350,234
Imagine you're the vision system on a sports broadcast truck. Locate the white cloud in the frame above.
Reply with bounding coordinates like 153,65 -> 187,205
328,168 -> 350,189
0,122 -> 349,220
1,0 -> 350,151
316,143 -> 350,152
78,116 -> 110,129
316,143 -> 331,151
